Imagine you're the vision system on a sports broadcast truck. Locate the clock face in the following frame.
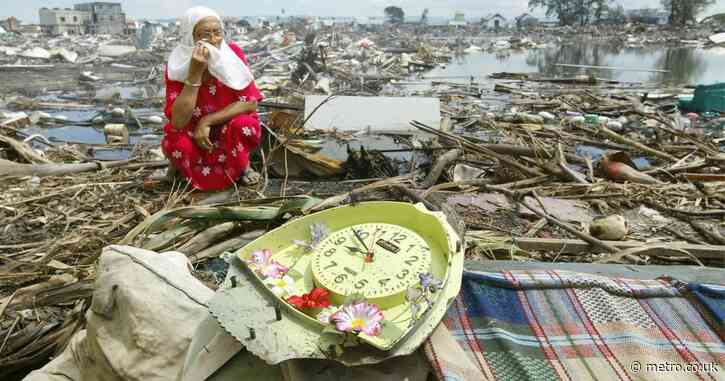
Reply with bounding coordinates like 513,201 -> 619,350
311,223 -> 432,299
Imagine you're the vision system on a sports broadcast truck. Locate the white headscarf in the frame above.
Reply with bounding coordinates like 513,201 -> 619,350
167,6 -> 254,90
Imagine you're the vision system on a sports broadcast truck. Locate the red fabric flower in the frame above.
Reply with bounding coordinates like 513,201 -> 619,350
287,288 -> 331,310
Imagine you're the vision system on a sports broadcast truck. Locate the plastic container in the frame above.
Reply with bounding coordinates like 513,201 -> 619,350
607,121 -> 623,130
584,114 -> 599,124
538,111 -> 556,121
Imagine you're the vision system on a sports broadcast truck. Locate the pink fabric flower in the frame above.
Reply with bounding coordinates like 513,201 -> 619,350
331,302 -> 384,336
245,249 -> 288,279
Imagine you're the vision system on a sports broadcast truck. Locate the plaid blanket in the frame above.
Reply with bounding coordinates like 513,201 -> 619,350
424,270 -> 724,381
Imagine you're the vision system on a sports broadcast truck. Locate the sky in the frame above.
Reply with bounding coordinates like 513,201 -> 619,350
2,0 -> 724,23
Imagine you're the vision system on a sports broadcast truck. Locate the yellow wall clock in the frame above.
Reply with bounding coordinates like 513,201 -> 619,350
229,201 -> 464,352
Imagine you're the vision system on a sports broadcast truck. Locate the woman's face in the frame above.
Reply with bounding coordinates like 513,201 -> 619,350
193,17 -> 223,48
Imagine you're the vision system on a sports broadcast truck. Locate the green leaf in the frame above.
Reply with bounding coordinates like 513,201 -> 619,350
341,293 -> 366,305
321,325 -> 344,336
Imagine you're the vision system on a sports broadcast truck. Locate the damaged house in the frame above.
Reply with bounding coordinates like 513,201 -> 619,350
38,2 -> 127,36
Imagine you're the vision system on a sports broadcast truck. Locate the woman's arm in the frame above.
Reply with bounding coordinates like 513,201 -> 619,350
170,82 -> 201,129
170,43 -> 210,130
199,100 -> 257,127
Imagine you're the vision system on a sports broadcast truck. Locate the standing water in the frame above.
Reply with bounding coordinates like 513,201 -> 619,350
422,42 -> 725,85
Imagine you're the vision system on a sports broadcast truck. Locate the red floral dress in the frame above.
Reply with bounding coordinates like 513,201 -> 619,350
161,42 -> 264,191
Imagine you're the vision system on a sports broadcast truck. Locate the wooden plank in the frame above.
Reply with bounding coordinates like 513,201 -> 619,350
511,237 -> 725,260
555,63 -> 669,73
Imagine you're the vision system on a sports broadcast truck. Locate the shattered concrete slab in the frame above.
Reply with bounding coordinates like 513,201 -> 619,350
304,95 -> 440,132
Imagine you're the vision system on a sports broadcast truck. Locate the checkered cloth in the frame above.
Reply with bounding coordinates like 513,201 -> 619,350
424,270 -> 725,381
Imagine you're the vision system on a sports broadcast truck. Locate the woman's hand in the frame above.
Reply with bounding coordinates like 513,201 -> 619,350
189,41 -> 209,79
193,119 -> 213,152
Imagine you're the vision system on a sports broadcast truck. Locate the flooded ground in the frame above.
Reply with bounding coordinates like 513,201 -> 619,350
7,41 -> 725,161
421,43 -> 725,85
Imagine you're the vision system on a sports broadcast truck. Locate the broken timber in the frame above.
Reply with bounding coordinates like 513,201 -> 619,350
510,237 -> 725,260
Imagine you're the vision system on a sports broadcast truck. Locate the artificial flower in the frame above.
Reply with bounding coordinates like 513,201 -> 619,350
331,302 -> 384,336
316,306 -> 339,324
287,288 -> 332,310
264,275 -> 295,298
245,249 -> 289,279
418,272 -> 443,292
294,223 -> 330,252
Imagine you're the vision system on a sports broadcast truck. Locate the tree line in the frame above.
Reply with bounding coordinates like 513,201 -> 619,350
529,0 -> 715,27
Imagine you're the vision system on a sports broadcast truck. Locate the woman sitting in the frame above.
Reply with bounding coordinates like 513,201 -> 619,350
161,6 -> 262,190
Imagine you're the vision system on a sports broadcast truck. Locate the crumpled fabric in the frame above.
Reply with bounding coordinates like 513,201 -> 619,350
167,6 -> 253,90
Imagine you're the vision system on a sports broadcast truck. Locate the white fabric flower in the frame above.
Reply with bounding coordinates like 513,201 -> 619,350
239,95 -> 247,102
201,166 -> 211,176
192,107 -> 202,118
242,127 -> 252,136
316,306 -> 339,324
264,275 -> 295,298
172,150 -> 182,159
208,84 -> 217,95
231,148 -> 237,157
218,154 -> 226,163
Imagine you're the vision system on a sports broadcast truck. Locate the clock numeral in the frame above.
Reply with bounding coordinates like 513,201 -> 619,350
334,274 -> 348,283
334,236 -> 347,245
355,230 -> 369,239
404,256 -> 419,266
323,260 -> 338,270
354,279 -> 368,289
323,248 -> 336,257
378,278 -> 391,287
396,269 -> 410,280
343,267 -> 358,276
391,232 -> 407,244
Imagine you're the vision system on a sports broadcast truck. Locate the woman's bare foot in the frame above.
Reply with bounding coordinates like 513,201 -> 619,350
240,165 -> 261,186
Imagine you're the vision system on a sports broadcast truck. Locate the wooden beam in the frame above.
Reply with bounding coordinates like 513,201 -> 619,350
510,237 -> 725,260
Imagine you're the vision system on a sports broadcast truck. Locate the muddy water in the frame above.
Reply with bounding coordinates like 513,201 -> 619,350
421,43 -> 725,85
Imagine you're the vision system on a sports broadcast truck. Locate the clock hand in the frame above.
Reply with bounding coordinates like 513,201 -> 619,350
345,246 -> 365,256
351,228 -> 372,254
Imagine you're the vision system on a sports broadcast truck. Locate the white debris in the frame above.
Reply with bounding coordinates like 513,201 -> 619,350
144,115 -> 164,124
538,111 -> 556,121
98,45 -> 137,57
20,47 -> 52,60
49,48 -> 78,63
709,33 -> 725,45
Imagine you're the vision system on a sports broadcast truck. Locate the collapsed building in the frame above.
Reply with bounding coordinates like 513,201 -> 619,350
39,2 -> 128,36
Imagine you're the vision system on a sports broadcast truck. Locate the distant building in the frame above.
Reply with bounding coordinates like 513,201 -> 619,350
449,11 -> 466,27
39,7 -> 90,35
539,17 -> 560,28
74,2 -> 127,35
18,24 -> 43,35
482,14 -> 507,29
39,2 -> 127,35
1,17 -> 20,32
516,13 -> 539,29
627,8 -> 669,25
